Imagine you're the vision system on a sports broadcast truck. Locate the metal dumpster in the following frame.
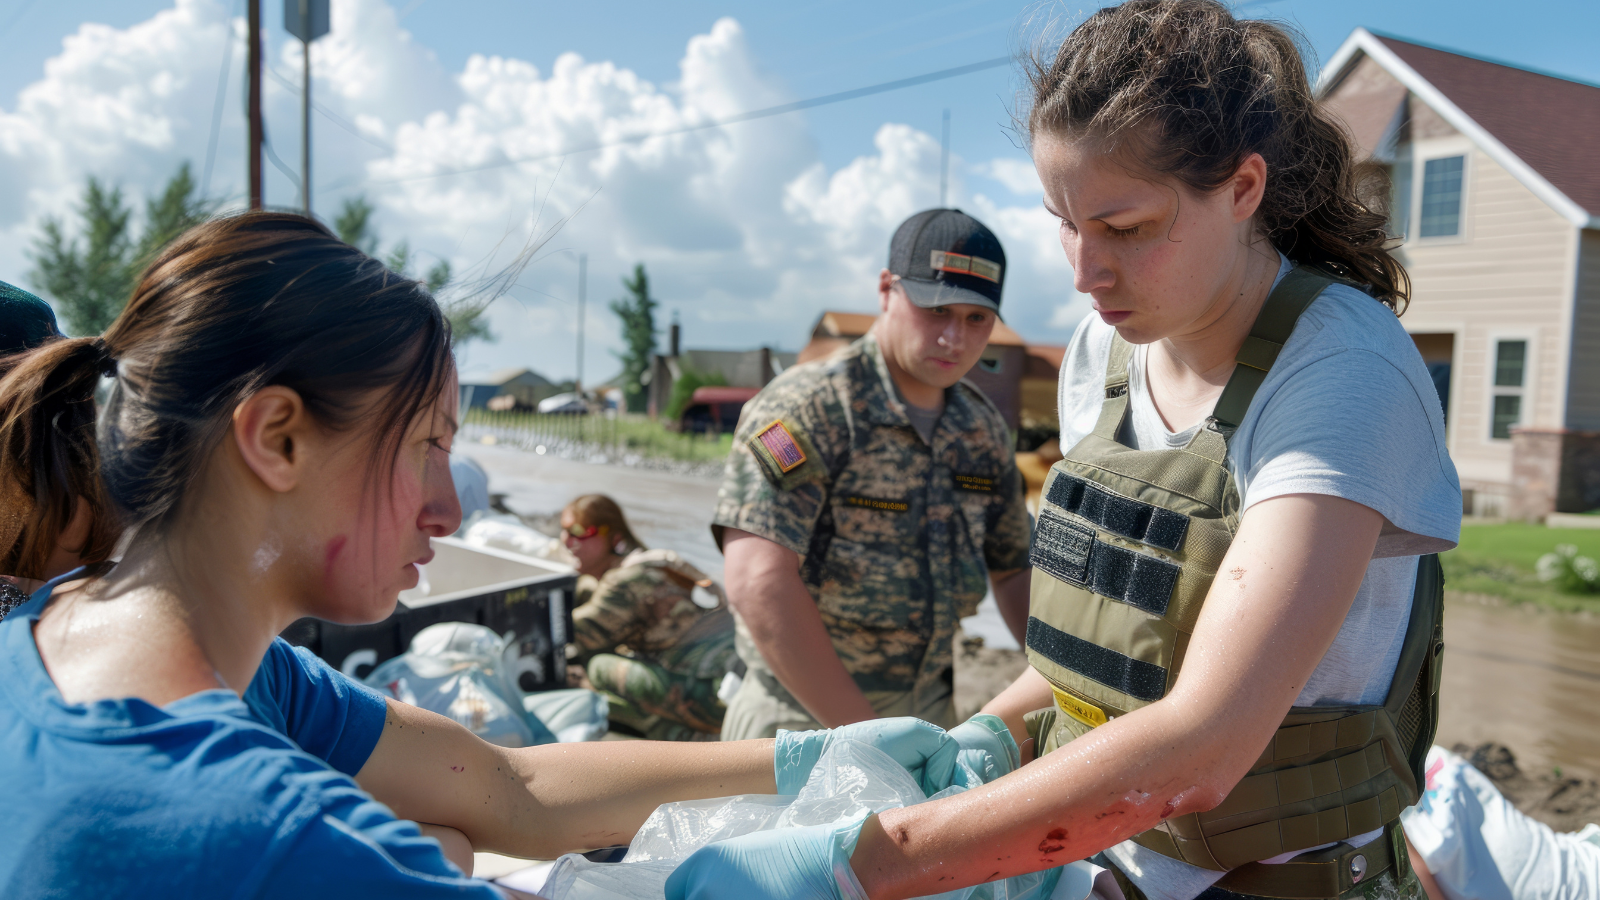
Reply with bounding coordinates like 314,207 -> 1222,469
281,537 -> 578,692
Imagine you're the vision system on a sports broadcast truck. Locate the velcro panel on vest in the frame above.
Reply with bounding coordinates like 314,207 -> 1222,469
1026,616 -> 1167,702
1046,474 -> 1191,552
1032,510 -> 1181,617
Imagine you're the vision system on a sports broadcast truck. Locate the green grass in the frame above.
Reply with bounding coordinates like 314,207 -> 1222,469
1442,521 -> 1600,613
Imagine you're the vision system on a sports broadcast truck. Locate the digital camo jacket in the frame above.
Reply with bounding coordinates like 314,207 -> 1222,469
711,332 -> 1032,700
571,549 -> 737,680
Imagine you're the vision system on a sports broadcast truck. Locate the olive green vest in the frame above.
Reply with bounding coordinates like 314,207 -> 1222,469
1025,269 -> 1444,891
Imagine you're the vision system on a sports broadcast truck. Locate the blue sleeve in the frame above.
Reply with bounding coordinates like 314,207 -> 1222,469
244,638 -> 389,775
248,773 -> 503,899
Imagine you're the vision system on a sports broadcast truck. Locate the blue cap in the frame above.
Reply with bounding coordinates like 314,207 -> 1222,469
0,281 -> 63,355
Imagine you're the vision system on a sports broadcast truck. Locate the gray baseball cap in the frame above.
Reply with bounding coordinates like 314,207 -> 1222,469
887,208 -> 1006,315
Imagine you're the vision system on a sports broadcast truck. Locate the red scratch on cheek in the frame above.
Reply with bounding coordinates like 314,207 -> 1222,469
323,536 -> 347,583
450,765 -> 464,773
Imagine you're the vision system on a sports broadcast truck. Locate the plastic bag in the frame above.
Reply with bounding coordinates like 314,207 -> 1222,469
540,738 -> 1072,900
524,688 -> 610,743
364,622 -> 556,747
460,511 -> 572,565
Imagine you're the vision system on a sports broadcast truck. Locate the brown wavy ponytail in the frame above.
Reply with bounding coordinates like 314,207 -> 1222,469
0,338 -> 120,580
1025,0 -> 1410,311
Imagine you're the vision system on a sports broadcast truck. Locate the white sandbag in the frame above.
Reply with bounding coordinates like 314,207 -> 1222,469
460,512 -> 573,565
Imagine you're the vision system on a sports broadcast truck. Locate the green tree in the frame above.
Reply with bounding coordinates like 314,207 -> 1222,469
30,163 -> 212,336
610,263 -> 657,413
664,363 -> 726,421
336,195 -> 490,348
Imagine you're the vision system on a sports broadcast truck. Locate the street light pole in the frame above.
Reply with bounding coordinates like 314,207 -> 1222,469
300,25 -> 311,215
577,252 -> 587,395
247,0 -> 263,209
940,107 -> 950,208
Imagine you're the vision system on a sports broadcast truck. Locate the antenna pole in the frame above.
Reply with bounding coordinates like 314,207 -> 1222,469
577,253 -> 587,395
939,108 -> 950,207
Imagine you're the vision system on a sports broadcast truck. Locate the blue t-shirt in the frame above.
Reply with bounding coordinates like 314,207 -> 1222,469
0,583 -> 504,899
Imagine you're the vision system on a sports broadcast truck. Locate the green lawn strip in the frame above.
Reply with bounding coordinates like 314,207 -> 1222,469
1444,521 -> 1600,613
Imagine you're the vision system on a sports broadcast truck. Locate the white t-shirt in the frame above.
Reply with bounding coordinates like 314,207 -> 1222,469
1055,257 -> 1462,899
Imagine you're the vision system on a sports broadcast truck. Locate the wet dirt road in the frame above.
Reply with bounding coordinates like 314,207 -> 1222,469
464,443 -> 1600,778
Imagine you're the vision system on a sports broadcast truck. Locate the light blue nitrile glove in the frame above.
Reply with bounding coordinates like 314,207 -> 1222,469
663,811 -> 871,900
774,718 -> 954,796
930,713 -> 1021,790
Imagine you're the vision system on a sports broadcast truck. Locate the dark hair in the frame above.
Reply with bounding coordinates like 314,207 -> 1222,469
565,494 -> 645,555
1025,0 -> 1409,310
0,211 -> 453,574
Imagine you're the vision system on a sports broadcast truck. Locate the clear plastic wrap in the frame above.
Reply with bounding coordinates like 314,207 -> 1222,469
538,738 -> 1074,900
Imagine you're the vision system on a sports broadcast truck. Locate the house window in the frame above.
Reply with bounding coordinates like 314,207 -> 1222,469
1419,156 -> 1464,238
1490,339 -> 1526,440
1389,159 -> 1412,239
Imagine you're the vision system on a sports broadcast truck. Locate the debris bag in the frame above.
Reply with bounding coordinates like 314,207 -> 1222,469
460,511 -> 572,565
364,622 -> 556,748
524,688 -> 610,743
540,738 -> 1080,900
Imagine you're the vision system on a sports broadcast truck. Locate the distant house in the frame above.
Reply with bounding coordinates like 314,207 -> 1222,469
460,368 -> 557,411
644,321 -> 798,424
1318,30 -> 1600,519
798,311 -> 1060,433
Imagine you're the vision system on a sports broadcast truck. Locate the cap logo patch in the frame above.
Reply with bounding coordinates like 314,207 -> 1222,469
931,250 -> 1002,283
756,421 -> 807,473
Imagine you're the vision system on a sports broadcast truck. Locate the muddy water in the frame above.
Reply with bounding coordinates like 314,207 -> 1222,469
1437,596 -> 1600,779
463,443 -> 1600,778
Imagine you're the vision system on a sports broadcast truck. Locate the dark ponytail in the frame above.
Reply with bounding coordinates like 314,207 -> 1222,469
1025,0 -> 1410,311
0,338 -> 120,580
0,211 -> 454,569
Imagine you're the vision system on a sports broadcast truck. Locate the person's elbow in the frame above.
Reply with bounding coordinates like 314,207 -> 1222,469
722,529 -> 801,627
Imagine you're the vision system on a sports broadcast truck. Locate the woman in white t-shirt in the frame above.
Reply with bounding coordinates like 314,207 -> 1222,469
664,2 -> 1460,899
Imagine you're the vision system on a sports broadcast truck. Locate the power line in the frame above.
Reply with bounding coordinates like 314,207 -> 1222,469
358,55 -> 1011,188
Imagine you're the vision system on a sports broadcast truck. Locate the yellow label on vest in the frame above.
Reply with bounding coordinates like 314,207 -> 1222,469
1053,685 -> 1109,728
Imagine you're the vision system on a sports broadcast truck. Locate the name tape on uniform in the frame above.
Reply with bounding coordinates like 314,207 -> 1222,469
755,421 -> 807,473
1052,684 -> 1109,729
954,474 -> 995,492
843,495 -> 909,513
930,250 -> 1002,283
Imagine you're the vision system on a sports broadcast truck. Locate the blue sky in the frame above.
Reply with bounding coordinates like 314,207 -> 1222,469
1,0 -> 1596,380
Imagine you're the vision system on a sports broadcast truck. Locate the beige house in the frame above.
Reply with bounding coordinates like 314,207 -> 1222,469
1319,30 -> 1600,519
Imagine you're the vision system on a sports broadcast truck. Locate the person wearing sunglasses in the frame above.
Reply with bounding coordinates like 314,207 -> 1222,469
560,494 -> 737,741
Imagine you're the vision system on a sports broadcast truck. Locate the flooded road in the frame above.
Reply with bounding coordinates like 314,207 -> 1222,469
1437,596 -> 1600,779
464,442 -> 1600,778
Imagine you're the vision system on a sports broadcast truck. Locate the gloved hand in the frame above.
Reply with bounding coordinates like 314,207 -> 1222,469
774,718 -> 953,795
930,713 -> 1021,790
663,811 -> 871,900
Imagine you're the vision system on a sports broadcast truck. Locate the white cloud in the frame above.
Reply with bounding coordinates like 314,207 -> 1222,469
978,157 -> 1043,195
0,2 -> 1090,376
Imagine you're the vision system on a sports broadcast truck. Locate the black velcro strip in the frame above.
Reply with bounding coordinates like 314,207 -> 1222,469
1031,510 -> 1093,585
1090,544 -> 1179,616
1026,617 -> 1168,702
1045,474 -> 1190,552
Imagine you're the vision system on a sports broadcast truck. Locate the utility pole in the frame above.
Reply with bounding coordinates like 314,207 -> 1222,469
247,0 -> 263,209
285,0 -> 330,216
576,253 -> 588,395
939,108 -> 951,208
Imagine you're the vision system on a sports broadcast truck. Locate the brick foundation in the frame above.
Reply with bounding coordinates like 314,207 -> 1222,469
1509,428 -> 1600,521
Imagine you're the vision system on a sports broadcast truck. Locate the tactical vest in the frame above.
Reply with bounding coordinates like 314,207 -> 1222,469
1024,268 -> 1444,897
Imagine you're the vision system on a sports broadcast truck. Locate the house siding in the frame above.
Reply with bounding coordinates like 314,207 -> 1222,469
1567,229 -> 1600,430
1398,143 -> 1574,491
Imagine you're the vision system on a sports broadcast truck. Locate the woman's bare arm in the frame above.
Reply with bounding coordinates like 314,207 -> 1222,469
850,493 -> 1384,899
356,705 -> 776,859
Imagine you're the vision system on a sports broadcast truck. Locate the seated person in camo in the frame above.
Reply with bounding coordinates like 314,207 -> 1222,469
561,494 -> 738,741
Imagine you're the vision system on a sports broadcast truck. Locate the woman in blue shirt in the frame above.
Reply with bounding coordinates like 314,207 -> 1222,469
0,212 -> 798,899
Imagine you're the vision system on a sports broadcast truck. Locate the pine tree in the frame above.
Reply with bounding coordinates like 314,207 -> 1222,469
610,263 -> 657,413
29,163 -> 210,336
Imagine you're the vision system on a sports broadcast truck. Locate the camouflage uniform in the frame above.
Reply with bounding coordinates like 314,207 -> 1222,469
712,333 -> 1032,740
571,549 -> 738,740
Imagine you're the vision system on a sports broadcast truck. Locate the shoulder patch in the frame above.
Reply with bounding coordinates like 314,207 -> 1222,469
755,420 -> 806,473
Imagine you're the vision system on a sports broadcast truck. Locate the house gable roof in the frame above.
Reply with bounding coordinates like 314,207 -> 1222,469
1320,28 -> 1600,229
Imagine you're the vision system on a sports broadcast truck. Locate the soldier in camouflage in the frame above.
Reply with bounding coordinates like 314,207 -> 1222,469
712,209 -> 1034,740
561,496 -> 737,741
